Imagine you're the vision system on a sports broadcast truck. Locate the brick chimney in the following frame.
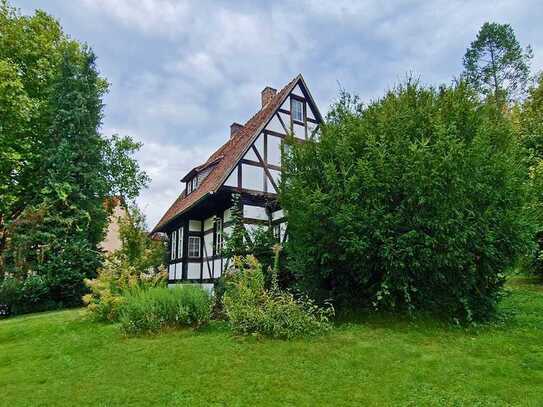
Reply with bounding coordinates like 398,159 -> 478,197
261,86 -> 277,107
230,122 -> 244,138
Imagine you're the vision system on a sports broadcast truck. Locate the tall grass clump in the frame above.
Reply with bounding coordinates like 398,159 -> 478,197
223,256 -> 334,339
119,286 -> 212,335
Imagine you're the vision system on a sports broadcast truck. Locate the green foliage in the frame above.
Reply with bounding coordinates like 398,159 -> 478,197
0,2 -> 148,311
19,275 -> 50,311
84,205 -> 166,322
0,276 -> 19,307
116,206 -> 166,272
102,135 -> 150,201
281,80 -> 534,322
222,193 -> 279,284
2,277 -> 543,405
463,22 -> 533,105
118,286 -> 212,335
516,73 -> 543,276
223,256 -> 333,339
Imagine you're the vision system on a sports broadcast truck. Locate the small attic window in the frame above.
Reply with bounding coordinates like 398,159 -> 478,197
292,98 -> 303,123
187,177 -> 199,195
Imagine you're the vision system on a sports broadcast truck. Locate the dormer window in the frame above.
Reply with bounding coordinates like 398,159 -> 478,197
292,98 -> 303,123
187,177 -> 199,195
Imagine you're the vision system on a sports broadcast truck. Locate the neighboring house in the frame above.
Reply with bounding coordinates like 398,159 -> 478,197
100,196 -> 128,254
152,74 -> 323,287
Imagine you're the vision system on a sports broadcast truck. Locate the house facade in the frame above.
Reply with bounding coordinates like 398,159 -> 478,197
152,74 -> 323,287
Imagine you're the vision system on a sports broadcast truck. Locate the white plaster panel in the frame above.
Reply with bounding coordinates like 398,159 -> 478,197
243,147 -> 258,161
280,99 -> 290,111
175,262 -> 183,280
272,209 -> 284,220
224,167 -> 238,187
266,115 -> 284,134
189,220 -> 202,232
204,233 -> 213,257
168,264 -> 175,280
187,263 -> 201,279
202,262 -> 212,280
213,259 -> 222,278
242,164 -> 264,191
291,85 -> 304,98
293,122 -> 306,139
243,204 -> 268,221
253,134 -> 264,157
306,105 -> 316,120
267,135 -> 282,166
279,112 -> 290,133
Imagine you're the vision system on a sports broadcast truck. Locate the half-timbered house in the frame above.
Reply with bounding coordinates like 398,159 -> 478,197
151,74 -> 323,288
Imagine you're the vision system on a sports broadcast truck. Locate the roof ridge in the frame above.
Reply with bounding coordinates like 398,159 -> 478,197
152,74 -> 302,233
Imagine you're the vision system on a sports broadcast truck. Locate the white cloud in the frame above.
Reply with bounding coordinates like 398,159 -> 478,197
18,0 -> 543,228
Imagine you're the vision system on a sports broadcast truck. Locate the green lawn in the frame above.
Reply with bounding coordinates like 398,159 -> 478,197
1,277 -> 542,406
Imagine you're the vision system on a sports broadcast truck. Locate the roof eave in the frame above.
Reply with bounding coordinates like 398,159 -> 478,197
151,191 -> 212,233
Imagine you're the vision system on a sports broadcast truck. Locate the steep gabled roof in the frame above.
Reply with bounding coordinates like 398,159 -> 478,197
152,74 -> 312,233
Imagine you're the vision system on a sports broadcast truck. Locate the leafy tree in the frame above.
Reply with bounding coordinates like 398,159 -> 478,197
0,2 -> 148,308
0,2 -> 69,272
463,22 -> 533,106
281,81 -> 534,321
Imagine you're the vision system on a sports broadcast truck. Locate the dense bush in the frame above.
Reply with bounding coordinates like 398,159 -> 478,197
119,286 -> 212,335
281,81 -> 534,322
516,73 -> 543,277
223,256 -> 333,339
0,277 -> 19,314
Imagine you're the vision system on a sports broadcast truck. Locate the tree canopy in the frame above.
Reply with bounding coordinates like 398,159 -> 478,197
0,1 -> 148,308
463,22 -> 532,106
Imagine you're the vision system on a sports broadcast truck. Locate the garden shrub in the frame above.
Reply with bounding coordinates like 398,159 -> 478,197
0,275 -> 57,314
281,81 -> 534,322
83,206 -> 166,322
118,286 -> 212,335
0,277 -> 20,314
223,256 -> 334,339
19,275 -> 50,312
83,256 -> 166,322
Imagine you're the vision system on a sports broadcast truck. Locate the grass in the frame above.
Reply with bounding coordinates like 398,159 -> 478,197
1,276 -> 542,406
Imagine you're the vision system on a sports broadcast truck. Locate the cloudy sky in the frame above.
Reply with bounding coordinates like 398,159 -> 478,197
16,0 -> 543,228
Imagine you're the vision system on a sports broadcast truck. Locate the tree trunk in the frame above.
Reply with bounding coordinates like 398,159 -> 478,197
489,43 -> 501,111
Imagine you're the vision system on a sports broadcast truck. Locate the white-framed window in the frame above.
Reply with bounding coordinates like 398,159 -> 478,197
292,98 -> 303,122
273,224 -> 281,240
177,227 -> 183,258
171,230 -> 177,261
188,236 -> 201,258
215,218 -> 223,254
187,181 -> 192,194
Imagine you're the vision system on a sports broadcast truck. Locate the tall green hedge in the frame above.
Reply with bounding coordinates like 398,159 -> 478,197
281,81 -> 534,321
